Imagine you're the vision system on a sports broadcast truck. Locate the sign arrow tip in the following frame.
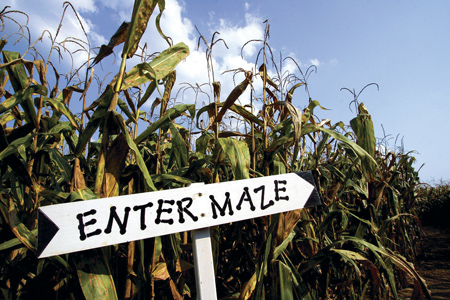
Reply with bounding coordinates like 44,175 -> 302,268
296,171 -> 322,207
37,209 -> 59,258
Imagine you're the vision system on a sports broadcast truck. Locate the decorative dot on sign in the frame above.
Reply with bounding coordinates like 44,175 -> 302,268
201,213 -> 205,217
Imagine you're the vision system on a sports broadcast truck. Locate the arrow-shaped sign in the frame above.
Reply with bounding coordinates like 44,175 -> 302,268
37,171 -> 320,258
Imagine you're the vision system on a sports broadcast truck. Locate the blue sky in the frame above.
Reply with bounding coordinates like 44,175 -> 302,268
3,0 -> 450,182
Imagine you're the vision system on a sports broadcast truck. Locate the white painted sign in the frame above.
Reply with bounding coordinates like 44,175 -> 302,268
37,172 -> 320,258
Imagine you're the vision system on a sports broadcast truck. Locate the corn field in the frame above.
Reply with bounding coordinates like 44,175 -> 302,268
0,2 -> 431,299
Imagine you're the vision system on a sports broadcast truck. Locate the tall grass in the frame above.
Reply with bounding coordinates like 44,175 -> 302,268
0,2 -> 431,299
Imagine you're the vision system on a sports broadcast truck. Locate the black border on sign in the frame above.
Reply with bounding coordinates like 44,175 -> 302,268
295,171 -> 322,207
37,209 -> 59,258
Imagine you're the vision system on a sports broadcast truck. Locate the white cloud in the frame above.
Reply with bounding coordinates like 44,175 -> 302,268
329,58 -> 338,66
4,0 -> 270,121
3,0 -> 106,71
159,0 -> 196,49
4,0 -> 96,34
282,55 -> 300,74
73,0 -> 96,13
4,0 -> 332,135
175,51 -> 211,98
310,58 -> 321,66
89,31 -> 108,48
215,12 -> 264,58
101,0 -> 133,12
118,0 -> 266,110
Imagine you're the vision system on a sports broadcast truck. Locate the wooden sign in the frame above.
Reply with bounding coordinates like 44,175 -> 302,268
37,171 -> 320,258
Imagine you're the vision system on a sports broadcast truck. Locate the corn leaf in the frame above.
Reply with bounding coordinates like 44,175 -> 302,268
197,102 -> 263,130
239,272 -> 257,300
75,87 -> 113,156
39,188 -> 70,204
169,123 -> 188,168
138,80 -> 157,109
350,102 -> 376,181
259,64 -> 279,91
117,97 -> 137,124
114,112 -> 157,191
7,199 -> 36,252
43,96 -> 78,128
0,126 -> 33,186
228,103 -> 263,127
317,126 -> 378,171
135,103 -> 194,145
2,51 -> 38,127
278,261 -> 294,300
155,0 -> 172,46
0,132 -> 35,161
73,249 -> 118,300
122,0 -> 158,58
274,227 -> 297,259
45,147 -> 71,183
92,21 -> 129,66
267,101 -> 302,142
161,232 -> 182,286
161,70 -> 176,113
0,228 -> 37,251
0,84 -> 47,114
285,82 -> 305,103
215,137 -> 250,180
0,110 -> 15,125
196,131 -> 215,154
151,173 -> 193,184
104,134 -> 130,197
119,42 -> 189,90
215,74 -> 251,123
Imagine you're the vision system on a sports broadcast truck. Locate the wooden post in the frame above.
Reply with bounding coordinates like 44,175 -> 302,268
192,227 -> 217,300
188,182 -> 217,299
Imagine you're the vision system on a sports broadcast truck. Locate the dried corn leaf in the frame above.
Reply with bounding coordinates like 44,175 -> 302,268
123,0 -> 158,58
259,64 -> 279,91
214,72 -> 251,123
92,21 -> 129,66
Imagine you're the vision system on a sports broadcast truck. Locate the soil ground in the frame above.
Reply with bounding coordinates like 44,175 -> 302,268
415,226 -> 450,299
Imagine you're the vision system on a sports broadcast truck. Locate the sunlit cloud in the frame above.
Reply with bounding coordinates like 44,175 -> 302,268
215,12 -> 264,58
100,0 -> 133,12
3,0 -> 107,72
329,58 -> 338,66
3,0 -> 317,113
310,58 -> 321,67
73,0 -> 96,13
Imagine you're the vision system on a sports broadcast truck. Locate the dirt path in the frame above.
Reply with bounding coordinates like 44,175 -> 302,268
415,226 -> 450,299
